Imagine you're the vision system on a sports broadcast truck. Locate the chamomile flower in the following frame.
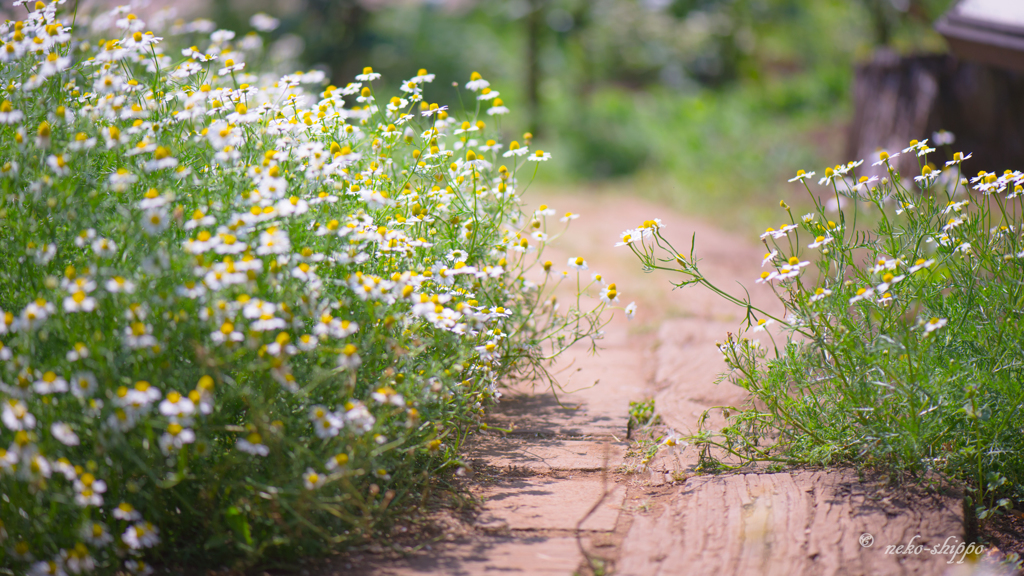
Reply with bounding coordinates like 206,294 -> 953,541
487,98 -> 509,116
503,140 -> 529,157
2,399 -> 36,430
82,522 -> 113,547
788,169 -> 815,182
46,154 -> 70,176
338,343 -> 361,369
159,422 -> 196,453
0,447 -> 18,473
895,202 -> 916,216
122,522 -> 159,549
73,472 -> 107,507
615,229 -> 638,247
528,150 -> 551,162
124,560 -> 154,576
871,150 -> 900,167
33,371 -> 68,394
849,287 -> 874,304
371,386 -> 406,407
808,235 -> 834,249
567,257 -> 588,271
809,287 -> 832,302
70,372 -> 97,398
50,422 -> 79,446
326,453 -> 349,471
105,276 -> 136,293
600,284 -> 619,303
908,258 -> 935,273
113,502 -> 143,522
875,272 -> 905,293
19,298 -> 55,331
211,320 -> 243,344
625,301 -> 637,320
107,167 -> 138,191
355,66 -> 381,82
123,322 -> 157,349
28,560 -> 66,576
250,12 -> 280,32
465,71 -> 489,91
914,165 -> 939,186
0,100 -> 24,124
411,68 -> 435,83
91,237 -> 117,257
636,219 -> 664,236
63,544 -> 95,574
311,406 -> 344,438
818,167 -> 839,186
63,290 -> 97,313
65,130 -> 96,151
141,208 -> 170,235
233,431 -> 268,455
303,468 -> 326,490
902,139 -> 930,154
159,391 -> 196,419
945,151 -> 972,167
923,317 -> 947,333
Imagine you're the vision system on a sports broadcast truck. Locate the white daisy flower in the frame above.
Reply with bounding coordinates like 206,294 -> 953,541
236,432 -> 270,456
122,522 -> 160,549
2,399 -> 36,430
567,257 -> 588,271
809,287 -> 832,302
355,67 -> 381,82
250,12 -> 280,32
303,468 -> 326,490
788,169 -> 815,182
51,422 -> 80,446
923,317 -> 947,333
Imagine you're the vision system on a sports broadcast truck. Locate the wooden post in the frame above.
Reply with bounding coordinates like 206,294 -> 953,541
847,52 -> 1024,175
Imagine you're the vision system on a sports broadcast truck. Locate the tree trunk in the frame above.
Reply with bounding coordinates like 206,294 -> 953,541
526,0 -> 543,136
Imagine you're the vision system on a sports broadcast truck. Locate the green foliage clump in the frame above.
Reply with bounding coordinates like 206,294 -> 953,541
0,3 -> 623,573
626,139 -> 1024,519
626,398 -> 659,438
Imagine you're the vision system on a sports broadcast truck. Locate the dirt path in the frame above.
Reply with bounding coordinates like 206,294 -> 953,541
325,189 -> 976,576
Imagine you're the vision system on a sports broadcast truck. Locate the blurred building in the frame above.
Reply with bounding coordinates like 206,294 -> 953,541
849,0 -> 1024,174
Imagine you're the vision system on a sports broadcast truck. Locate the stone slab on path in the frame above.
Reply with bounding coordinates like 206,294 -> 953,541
653,317 -> 754,435
617,469 -> 967,576
469,434 -> 627,472
343,535 -> 585,576
476,475 -> 626,532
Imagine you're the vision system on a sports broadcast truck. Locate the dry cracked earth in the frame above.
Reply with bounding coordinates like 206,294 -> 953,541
314,190 -> 1007,576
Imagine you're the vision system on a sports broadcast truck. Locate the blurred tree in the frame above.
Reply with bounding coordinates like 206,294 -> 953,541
213,0 -> 955,178
299,0 -> 372,82
526,0 -> 543,134
857,0 -> 954,47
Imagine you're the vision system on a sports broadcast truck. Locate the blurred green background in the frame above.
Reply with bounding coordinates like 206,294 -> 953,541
209,0 -> 955,227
